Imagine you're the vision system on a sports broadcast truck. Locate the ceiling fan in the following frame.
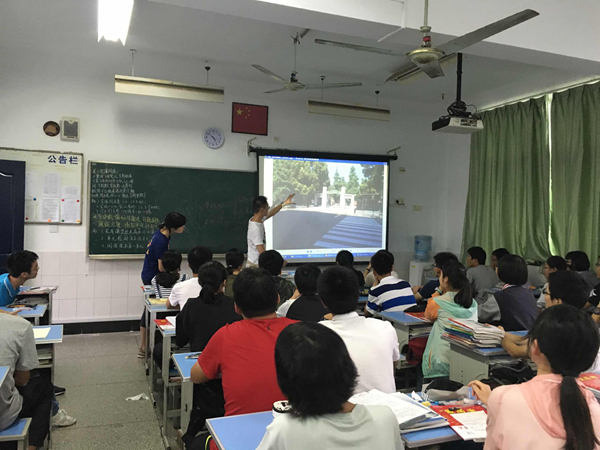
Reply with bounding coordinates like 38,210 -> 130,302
252,30 -> 363,94
315,1 -> 538,84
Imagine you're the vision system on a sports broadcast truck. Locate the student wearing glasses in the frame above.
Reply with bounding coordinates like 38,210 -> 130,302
412,252 -> 458,302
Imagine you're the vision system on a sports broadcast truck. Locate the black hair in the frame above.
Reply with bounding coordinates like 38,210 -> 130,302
467,246 -> 487,265
294,265 -> 321,296
491,248 -> 510,260
370,250 -> 394,276
433,252 -> 458,269
7,251 -> 39,278
252,196 -> 268,214
258,250 -> 285,276
441,261 -> 473,308
527,305 -> 600,450
317,266 -> 359,314
548,271 -> 590,309
187,246 -> 213,274
198,261 -> 227,305
335,250 -> 354,269
232,267 -> 279,318
159,212 -> 186,232
547,256 -> 568,271
497,254 -> 528,286
225,248 -> 245,275
155,250 -> 182,288
275,322 -> 358,418
566,251 -> 591,272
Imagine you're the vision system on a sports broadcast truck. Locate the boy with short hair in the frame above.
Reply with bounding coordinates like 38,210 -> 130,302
319,266 -> 400,394
277,265 -> 329,322
258,250 -> 295,302
191,268 -> 296,426
166,246 -> 213,310
365,250 -> 415,316
466,246 -> 499,299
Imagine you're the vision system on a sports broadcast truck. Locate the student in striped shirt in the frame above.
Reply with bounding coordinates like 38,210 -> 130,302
364,250 -> 416,316
151,250 -> 188,298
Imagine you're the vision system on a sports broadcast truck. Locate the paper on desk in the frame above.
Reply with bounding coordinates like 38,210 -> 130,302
450,411 -> 487,441
350,389 -> 429,427
33,327 -> 51,339
166,316 -> 177,327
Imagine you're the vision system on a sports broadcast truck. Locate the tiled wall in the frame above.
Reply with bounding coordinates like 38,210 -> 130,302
28,252 -> 193,323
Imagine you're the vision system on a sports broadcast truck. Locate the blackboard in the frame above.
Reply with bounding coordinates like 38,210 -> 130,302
88,162 -> 257,257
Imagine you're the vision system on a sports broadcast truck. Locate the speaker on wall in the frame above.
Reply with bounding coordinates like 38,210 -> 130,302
61,117 -> 80,142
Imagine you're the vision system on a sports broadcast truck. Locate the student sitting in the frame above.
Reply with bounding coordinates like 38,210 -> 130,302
537,256 -> 568,309
364,250 -> 399,288
478,254 -> 538,331
257,322 -> 403,450
224,248 -> 244,299
466,246 -> 499,300
422,262 -> 478,380
412,252 -> 458,302
490,248 -> 509,271
566,250 -> 599,291
277,265 -> 329,322
191,268 -> 296,440
151,250 -> 187,298
319,266 -> 400,394
587,255 -> 600,311
365,250 -> 415,316
336,250 -> 365,287
0,251 -> 75,428
167,246 -> 212,310
258,250 -> 295,303
470,305 -> 600,450
176,261 -> 242,446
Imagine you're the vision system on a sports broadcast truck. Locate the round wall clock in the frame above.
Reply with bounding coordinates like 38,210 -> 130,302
203,127 -> 225,149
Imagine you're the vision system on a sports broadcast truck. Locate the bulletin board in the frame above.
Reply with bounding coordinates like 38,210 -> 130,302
0,147 -> 84,224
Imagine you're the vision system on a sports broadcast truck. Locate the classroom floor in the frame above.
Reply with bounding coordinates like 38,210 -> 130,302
52,332 -> 170,450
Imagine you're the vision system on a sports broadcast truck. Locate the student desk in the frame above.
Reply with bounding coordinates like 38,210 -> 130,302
158,326 -> 180,445
443,330 -> 528,384
375,311 -> 432,352
16,286 -> 57,326
0,417 -> 31,450
172,352 -> 200,435
206,411 -> 460,450
0,305 -> 48,326
0,366 -> 8,387
143,297 -> 169,383
34,325 -> 63,384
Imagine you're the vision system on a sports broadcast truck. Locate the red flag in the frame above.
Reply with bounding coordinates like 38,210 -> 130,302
232,102 -> 269,136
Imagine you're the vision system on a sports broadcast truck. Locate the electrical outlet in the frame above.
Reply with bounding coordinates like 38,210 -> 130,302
49,225 -> 59,233
398,167 -> 406,172
413,205 -> 422,212
395,198 -> 405,206
273,137 -> 280,143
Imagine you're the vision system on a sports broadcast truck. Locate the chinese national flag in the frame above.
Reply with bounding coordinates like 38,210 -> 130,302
232,102 -> 269,136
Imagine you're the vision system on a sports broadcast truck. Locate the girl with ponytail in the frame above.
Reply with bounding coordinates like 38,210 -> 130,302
470,305 -> 600,450
422,261 -> 478,380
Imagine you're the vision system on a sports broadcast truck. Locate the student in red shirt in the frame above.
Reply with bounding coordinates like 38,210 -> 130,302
191,267 -> 296,420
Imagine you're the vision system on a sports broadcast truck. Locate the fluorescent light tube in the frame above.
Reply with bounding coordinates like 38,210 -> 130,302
98,0 -> 134,45
115,75 -> 225,103
307,99 -> 390,121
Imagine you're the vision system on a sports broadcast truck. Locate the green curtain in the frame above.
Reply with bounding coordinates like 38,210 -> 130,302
461,97 -> 551,262
550,84 -> 600,260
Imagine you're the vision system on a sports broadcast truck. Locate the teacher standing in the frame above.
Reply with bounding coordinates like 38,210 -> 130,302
138,212 -> 186,358
247,195 -> 294,267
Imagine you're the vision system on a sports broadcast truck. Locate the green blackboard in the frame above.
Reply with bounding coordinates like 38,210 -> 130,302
88,162 -> 257,257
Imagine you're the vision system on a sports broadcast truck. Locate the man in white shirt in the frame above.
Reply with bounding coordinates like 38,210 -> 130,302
167,246 -> 213,310
247,195 -> 294,266
318,266 -> 400,394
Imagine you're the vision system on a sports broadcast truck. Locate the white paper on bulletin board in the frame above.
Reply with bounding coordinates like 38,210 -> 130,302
0,148 -> 83,224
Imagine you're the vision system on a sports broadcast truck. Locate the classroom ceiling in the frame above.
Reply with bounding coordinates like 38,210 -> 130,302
1,0 -> 593,109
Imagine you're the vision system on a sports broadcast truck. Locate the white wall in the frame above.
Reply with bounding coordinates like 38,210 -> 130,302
1,48 -> 470,323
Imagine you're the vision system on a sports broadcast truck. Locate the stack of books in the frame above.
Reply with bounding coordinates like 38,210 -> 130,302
443,318 -> 505,348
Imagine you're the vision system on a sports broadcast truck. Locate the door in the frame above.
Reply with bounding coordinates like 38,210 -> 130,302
0,160 -> 25,274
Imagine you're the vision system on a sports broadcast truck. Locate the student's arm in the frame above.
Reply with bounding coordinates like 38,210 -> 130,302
192,330 -> 223,384
15,324 -> 38,386
424,298 -> 441,322
256,244 -> 266,255
413,289 -> 424,302
167,285 -> 180,309
158,259 -> 164,273
266,194 -> 295,220
191,363 -> 211,384
501,333 -> 528,358
14,370 -> 30,387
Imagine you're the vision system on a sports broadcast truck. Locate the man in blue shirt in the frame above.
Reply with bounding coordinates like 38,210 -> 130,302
0,251 -> 39,307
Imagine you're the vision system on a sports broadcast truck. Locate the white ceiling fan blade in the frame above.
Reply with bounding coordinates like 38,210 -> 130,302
437,9 -> 539,55
413,59 -> 445,79
299,28 -> 311,39
385,58 -> 418,83
314,39 -> 407,57
393,54 -> 457,85
377,27 -> 403,43
264,88 -> 288,94
303,82 -> 363,90
252,64 -> 287,83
